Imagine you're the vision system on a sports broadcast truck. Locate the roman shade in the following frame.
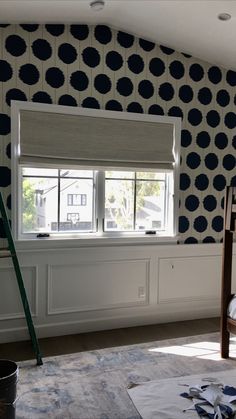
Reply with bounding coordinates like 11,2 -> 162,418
19,110 -> 175,170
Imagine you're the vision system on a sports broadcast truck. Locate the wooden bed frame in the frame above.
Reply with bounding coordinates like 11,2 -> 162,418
220,186 -> 236,358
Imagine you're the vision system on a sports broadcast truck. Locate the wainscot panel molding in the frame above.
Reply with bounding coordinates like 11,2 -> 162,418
47,259 -> 150,315
0,266 -> 38,321
0,243 -> 235,343
158,256 -> 222,303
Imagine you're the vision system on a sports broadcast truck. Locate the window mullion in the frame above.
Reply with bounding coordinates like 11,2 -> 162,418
58,170 -> 61,232
96,170 -> 105,233
164,174 -> 171,233
133,173 -> 137,231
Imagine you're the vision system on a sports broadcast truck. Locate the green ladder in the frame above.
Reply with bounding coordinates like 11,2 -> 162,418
0,192 -> 43,365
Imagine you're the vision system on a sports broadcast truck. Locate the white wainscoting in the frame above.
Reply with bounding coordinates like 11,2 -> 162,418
0,265 -> 37,320
0,242 -> 235,343
47,259 -> 150,315
158,256 -> 222,303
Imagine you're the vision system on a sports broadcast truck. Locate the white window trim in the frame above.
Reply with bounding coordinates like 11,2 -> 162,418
11,100 -> 181,246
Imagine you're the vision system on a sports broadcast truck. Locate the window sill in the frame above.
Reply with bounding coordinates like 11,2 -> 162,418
15,233 -> 179,251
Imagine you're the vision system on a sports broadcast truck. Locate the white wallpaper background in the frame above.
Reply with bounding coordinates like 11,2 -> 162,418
0,24 -> 235,244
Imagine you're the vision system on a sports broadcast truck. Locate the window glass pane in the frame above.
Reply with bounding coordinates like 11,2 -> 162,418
136,180 -> 165,231
22,168 -> 58,177
22,177 -> 58,233
60,169 -> 93,178
105,179 -> 134,231
21,167 -> 173,236
105,171 -> 135,179
136,172 -> 166,180
60,179 -> 94,232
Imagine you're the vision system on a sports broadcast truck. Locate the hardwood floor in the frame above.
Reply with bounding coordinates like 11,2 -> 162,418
0,317 -> 219,362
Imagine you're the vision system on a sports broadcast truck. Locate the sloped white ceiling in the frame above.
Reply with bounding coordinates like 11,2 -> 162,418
0,0 -> 236,69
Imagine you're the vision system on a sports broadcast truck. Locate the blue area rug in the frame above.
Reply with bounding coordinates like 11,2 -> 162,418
17,332 -> 236,418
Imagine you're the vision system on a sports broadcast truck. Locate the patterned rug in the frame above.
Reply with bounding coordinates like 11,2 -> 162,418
16,332 -> 236,419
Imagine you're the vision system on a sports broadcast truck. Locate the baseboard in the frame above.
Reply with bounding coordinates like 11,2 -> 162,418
0,302 -> 220,343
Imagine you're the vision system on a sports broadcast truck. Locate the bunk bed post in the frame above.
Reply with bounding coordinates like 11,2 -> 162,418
220,228 -> 233,358
220,186 -> 235,358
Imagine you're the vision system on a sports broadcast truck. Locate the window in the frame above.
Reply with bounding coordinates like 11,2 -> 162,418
105,171 -> 173,232
19,168 -> 174,236
21,168 -> 94,233
67,194 -> 87,206
12,102 -> 180,240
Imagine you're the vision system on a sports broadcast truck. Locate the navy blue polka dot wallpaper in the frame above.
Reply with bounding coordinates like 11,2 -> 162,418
0,24 -> 235,243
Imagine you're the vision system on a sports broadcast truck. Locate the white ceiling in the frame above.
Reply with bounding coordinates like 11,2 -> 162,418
1,0 -> 236,70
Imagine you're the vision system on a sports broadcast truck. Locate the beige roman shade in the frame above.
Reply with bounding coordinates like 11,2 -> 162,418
19,110 -> 174,170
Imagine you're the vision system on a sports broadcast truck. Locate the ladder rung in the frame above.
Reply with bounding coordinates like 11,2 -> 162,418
0,249 -> 12,258
0,249 -> 15,258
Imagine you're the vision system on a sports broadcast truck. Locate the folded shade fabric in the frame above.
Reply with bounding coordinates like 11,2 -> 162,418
19,109 -> 175,171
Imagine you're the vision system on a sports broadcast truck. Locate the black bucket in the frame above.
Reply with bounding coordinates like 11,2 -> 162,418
0,360 -> 18,419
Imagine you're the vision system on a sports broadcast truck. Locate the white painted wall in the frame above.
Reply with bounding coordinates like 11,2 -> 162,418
0,242 -> 235,343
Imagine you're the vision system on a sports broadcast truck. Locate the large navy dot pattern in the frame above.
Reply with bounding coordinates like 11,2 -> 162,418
213,175 -> 226,191
70,71 -> 88,91
226,70 -> 236,86
105,100 -> 122,111
189,64 -> 204,81
6,88 -> 27,106
58,43 -> 77,64
138,80 -> 154,99
20,24 -> 39,32
215,132 -> 228,149
106,51 -> 123,71
70,25 -> 89,40
196,131 -> 211,148
83,47 -> 100,68
45,24 -> 64,36
32,39 -> 52,61
0,114 -> 10,135
198,87 -> 212,105
0,60 -> 13,81
208,66 -> 222,84
0,24 -> 235,242
128,54 -> 144,74
181,130 -> 192,147
94,74 -> 111,94
45,67 -> 64,88
159,83 -> 174,101
19,64 -> 39,85
179,85 -> 193,103
149,58 -> 165,76
117,77 -> 133,96
32,91 -> 52,104
169,60 -> 185,79
6,35 -> 26,57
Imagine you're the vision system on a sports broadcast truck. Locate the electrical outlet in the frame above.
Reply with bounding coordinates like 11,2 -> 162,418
138,286 -> 145,299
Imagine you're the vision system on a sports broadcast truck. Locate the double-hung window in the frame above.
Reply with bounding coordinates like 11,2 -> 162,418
11,102 -> 180,240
